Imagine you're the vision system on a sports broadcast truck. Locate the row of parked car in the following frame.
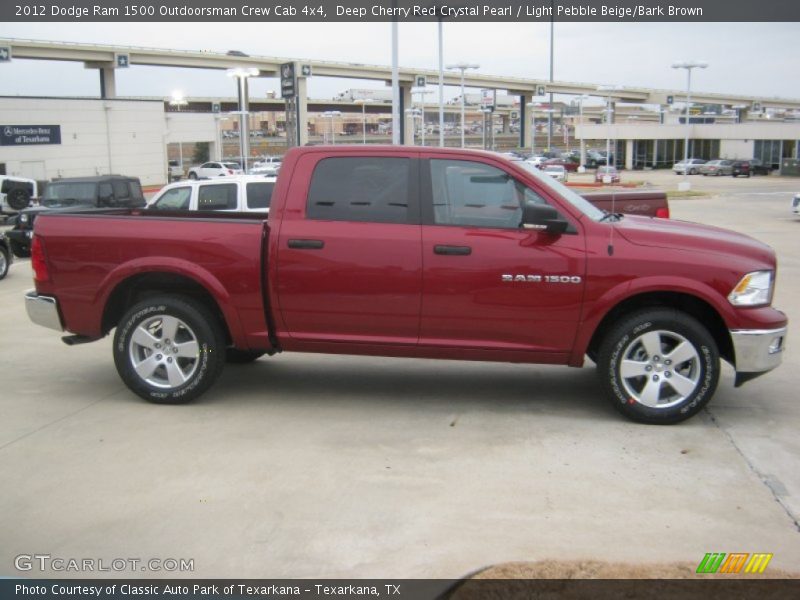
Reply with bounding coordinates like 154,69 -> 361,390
673,158 -> 771,177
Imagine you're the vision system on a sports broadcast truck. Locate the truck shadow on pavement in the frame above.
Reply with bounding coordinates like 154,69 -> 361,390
208,355 -> 618,421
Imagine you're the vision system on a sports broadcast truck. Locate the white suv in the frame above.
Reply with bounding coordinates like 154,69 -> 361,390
147,175 -> 275,213
187,161 -> 244,179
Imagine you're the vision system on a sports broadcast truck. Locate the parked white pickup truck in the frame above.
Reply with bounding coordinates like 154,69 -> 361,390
0,175 -> 38,214
146,174 -> 276,213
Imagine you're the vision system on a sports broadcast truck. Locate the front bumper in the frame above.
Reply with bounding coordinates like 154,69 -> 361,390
731,326 -> 787,386
25,290 -> 64,332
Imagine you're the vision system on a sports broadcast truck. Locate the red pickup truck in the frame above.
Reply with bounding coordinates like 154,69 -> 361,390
25,146 -> 787,424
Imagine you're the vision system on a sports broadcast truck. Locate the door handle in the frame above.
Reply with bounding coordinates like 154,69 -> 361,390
434,245 -> 472,256
288,239 -> 325,250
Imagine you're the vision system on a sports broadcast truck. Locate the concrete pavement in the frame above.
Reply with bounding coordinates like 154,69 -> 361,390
1,177 -> 798,578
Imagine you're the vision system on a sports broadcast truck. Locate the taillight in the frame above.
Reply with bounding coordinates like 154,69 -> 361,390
31,235 -> 51,283
655,207 -> 670,219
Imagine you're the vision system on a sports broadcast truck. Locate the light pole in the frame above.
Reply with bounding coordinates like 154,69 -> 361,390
226,67 -> 259,173
672,60 -> 708,191
168,91 -> 188,170
323,110 -> 341,145
597,85 -> 620,176
447,62 -> 479,148
438,18 -> 445,147
354,99 -> 375,144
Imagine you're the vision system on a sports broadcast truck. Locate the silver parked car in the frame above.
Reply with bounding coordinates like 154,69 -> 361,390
673,158 -> 706,175
699,159 -> 734,176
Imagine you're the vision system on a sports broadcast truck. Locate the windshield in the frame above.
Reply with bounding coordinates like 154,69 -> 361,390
516,162 -> 605,221
223,162 -> 241,170
42,182 -> 97,208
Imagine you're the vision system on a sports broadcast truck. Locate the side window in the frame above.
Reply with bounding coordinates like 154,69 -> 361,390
152,187 -> 191,210
112,179 -> 130,200
98,183 -> 113,205
246,181 -> 274,210
307,157 -> 411,224
198,183 -> 237,210
430,159 -> 541,229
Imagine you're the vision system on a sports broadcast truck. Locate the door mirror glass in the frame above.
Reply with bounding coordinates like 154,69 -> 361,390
522,201 -> 568,234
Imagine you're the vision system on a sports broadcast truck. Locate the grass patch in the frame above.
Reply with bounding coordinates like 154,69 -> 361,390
666,190 -> 710,199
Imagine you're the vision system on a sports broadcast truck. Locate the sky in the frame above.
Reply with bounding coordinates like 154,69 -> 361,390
2,21 -> 799,104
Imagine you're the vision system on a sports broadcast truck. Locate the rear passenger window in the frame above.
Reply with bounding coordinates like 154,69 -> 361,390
152,187 -> 191,210
198,184 -> 237,210
307,157 -> 411,224
246,181 -> 274,210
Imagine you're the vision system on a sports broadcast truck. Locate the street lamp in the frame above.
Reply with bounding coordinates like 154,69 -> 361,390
322,110 -> 341,145
354,99 -> 375,144
597,85 -> 621,176
226,67 -> 259,173
672,60 -> 708,191
446,62 -> 479,148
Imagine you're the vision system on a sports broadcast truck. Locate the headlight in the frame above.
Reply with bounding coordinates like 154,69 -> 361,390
19,214 -> 28,224
728,271 -> 774,306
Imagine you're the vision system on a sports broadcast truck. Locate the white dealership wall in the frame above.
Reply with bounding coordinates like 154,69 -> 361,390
0,97 -> 217,185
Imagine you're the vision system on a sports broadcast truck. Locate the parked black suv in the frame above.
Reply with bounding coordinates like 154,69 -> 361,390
5,175 -> 145,257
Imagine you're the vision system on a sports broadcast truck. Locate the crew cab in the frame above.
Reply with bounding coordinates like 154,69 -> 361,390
147,175 -> 276,213
24,146 -> 787,424
6,175 -> 144,257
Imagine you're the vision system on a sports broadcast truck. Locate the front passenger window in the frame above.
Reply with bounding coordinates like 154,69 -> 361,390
429,159 -> 544,228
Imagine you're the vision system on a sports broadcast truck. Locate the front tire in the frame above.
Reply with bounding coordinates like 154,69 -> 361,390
188,172 -> 198,180
113,296 -> 225,404
597,309 -> 719,424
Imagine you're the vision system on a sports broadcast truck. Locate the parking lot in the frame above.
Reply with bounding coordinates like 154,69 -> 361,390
1,172 -> 798,579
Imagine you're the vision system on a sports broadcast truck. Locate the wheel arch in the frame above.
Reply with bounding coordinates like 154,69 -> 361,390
101,270 -> 236,346
582,290 -> 733,366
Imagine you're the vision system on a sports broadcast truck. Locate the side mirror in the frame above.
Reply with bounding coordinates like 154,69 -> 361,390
522,202 -> 569,234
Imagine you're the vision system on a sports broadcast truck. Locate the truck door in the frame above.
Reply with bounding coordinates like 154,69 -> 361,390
275,154 -> 422,345
419,157 -> 585,356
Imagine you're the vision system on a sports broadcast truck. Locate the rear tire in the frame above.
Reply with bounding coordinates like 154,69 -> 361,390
597,308 -> 719,424
7,189 -> 31,211
113,295 -> 226,404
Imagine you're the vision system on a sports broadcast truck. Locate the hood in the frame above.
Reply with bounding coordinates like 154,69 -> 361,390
615,215 -> 775,267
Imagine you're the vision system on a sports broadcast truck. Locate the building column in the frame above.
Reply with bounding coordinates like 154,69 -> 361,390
401,85 -> 414,145
652,139 -> 658,168
520,94 -> 532,151
296,75 -> 309,146
99,66 -> 116,99
501,114 -> 510,134
625,139 -> 634,170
